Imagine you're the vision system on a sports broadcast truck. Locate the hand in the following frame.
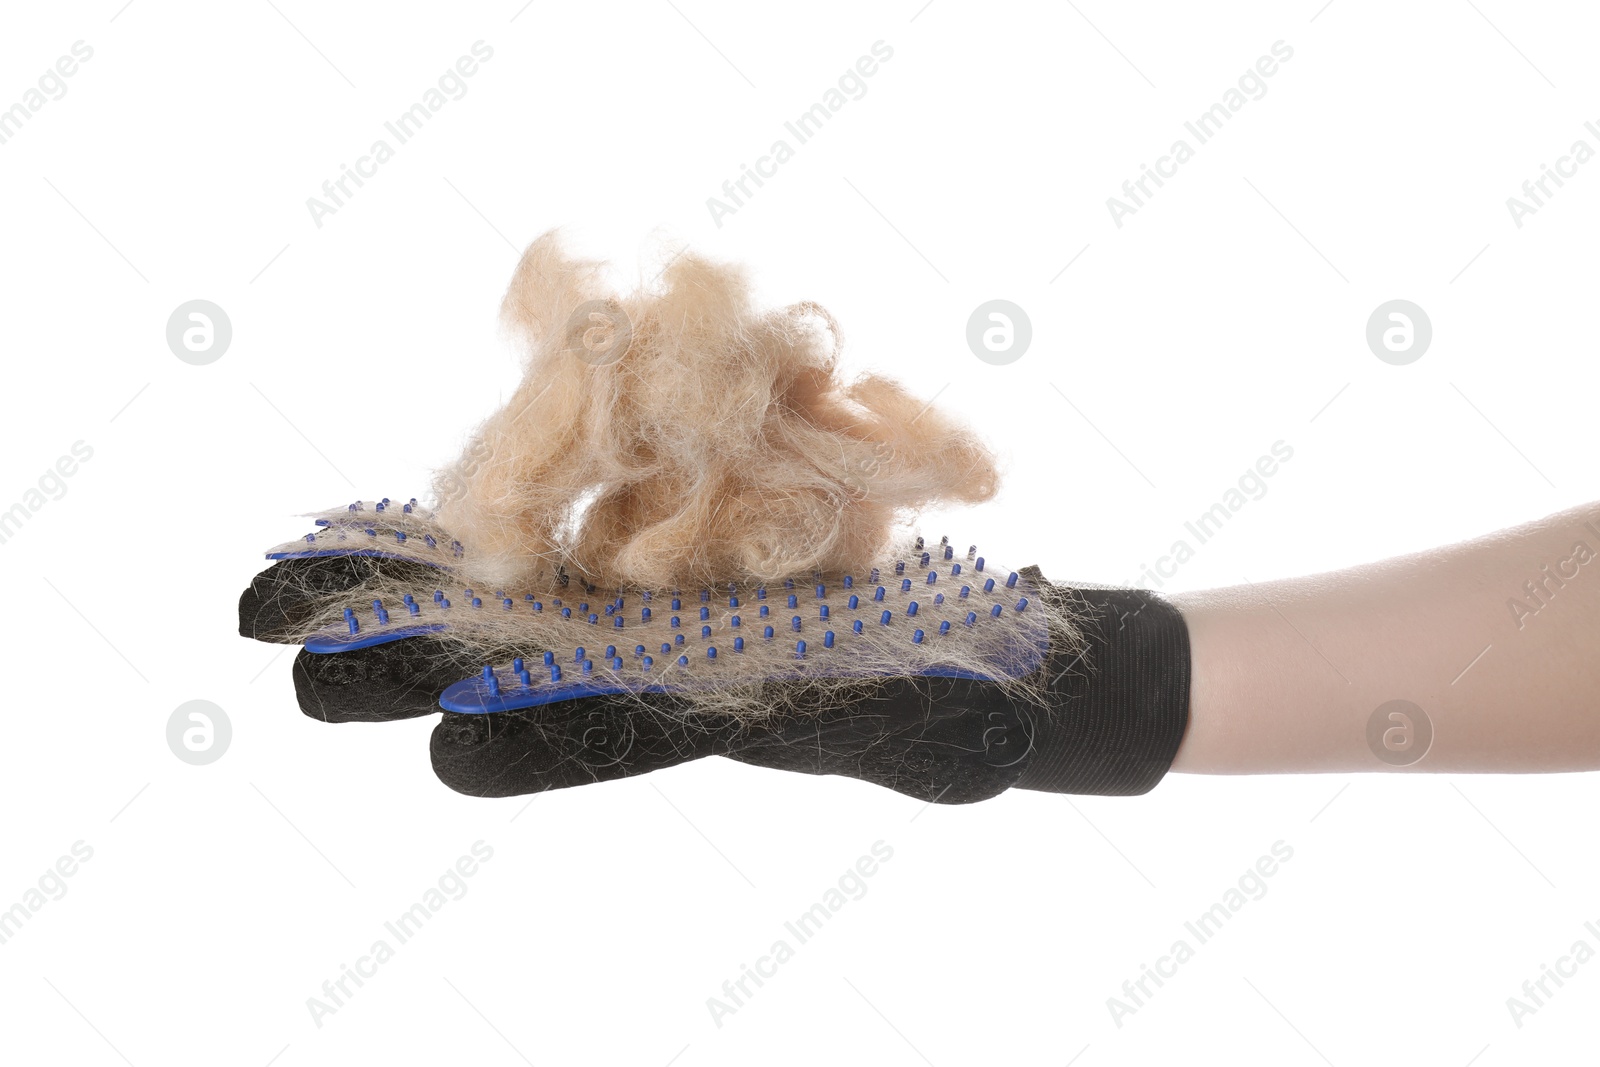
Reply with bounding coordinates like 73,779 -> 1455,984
240,555 -> 1190,803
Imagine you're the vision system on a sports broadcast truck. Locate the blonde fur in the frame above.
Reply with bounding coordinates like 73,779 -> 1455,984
432,231 -> 999,591
279,535 -> 1076,721
263,237 -> 1082,720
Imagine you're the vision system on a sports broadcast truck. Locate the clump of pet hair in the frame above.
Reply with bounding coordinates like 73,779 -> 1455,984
432,231 -> 1000,590
276,538 -> 1079,724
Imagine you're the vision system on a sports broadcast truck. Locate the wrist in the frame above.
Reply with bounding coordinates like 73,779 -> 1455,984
1015,583 -> 1192,796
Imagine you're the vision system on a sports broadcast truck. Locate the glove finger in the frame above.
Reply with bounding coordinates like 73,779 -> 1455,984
296,633 -> 748,799
292,638 -> 481,723
724,676 -> 1034,804
430,693 -> 743,797
239,555 -> 442,643
430,676 -> 1033,801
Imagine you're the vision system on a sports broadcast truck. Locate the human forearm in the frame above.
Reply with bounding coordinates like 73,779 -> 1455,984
1167,502 -> 1600,774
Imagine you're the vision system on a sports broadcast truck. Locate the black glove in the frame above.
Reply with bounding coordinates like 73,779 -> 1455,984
240,556 -> 1190,804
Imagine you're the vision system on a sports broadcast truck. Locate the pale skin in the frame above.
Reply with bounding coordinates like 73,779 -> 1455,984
1167,501 -> 1600,774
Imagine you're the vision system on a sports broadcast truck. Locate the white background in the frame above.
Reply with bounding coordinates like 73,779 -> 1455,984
1,0 -> 1597,1063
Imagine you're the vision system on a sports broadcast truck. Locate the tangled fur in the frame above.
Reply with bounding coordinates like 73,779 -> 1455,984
259,237 -> 1083,722
263,533 -> 1082,723
432,231 -> 1000,590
